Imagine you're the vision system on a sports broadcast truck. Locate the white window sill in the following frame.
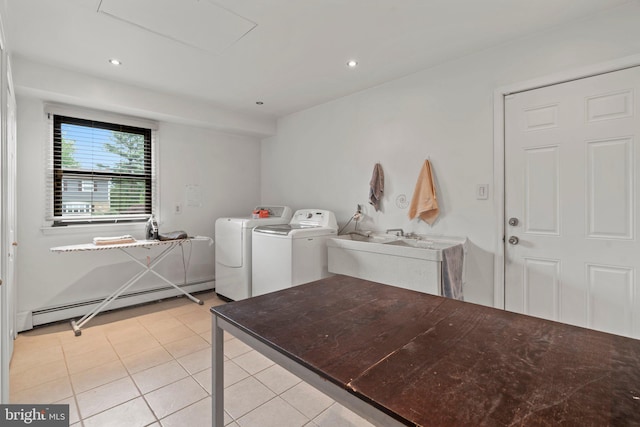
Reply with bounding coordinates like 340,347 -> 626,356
40,222 -> 146,236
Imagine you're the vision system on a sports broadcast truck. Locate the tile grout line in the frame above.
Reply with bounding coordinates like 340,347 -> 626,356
132,311 -> 184,426
10,293 -> 370,427
67,307 -> 192,424
75,327 -> 146,425
111,311 -> 206,425
59,344 -> 82,425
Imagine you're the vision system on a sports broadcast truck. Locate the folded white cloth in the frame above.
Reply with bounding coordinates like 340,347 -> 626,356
93,235 -> 136,245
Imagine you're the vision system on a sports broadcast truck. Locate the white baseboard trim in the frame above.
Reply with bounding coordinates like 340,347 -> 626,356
16,311 -> 33,333
21,279 -> 215,332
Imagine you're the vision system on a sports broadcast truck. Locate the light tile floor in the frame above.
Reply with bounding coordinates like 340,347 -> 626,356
9,291 -> 375,427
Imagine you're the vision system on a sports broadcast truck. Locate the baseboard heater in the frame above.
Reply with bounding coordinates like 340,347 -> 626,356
31,279 -> 215,327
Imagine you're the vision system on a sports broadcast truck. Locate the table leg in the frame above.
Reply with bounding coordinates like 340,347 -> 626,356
212,315 -> 224,427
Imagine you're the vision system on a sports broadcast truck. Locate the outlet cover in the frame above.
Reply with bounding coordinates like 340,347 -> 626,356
476,184 -> 489,200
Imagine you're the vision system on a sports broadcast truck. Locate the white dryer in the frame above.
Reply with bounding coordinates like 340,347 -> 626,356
252,209 -> 338,297
215,206 -> 292,301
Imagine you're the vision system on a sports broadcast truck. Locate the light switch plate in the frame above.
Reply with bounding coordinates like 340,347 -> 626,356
476,184 -> 489,200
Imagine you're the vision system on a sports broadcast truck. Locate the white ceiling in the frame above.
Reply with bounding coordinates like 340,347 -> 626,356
4,0 -> 633,120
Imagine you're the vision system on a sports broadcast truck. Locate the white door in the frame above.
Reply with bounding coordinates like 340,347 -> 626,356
505,66 -> 640,338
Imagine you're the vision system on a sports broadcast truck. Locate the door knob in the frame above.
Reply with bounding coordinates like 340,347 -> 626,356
508,218 -> 519,226
508,236 -> 519,245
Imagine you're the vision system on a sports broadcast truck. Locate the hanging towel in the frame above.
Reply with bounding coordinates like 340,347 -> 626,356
369,163 -> 384,211
408,159 -> 439,224
442,244 -> 464,300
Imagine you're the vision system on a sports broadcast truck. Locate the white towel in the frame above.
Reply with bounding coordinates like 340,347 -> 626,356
408,160 -> 439,224
93,235 -> 136,245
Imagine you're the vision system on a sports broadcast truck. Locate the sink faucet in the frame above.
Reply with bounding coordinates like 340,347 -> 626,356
386,228 -> 404,237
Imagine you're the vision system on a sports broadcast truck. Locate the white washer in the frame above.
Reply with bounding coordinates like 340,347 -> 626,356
215,206 -> 292,301
252,209 -> 338,297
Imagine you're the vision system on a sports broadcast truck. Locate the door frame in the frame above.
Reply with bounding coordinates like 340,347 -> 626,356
492,53 -> 640,309
0,26 -> 4,404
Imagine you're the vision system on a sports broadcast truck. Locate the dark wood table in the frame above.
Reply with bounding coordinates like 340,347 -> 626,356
210,275 -> 640,426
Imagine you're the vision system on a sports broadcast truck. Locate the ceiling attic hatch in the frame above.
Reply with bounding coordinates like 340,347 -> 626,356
97,0 -> 257,54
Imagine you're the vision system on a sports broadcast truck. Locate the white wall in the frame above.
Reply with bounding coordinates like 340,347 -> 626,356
13,56 -> 275,138
13,2 -> 640,327
16,91 -> 261,330
260,2 -> 640,306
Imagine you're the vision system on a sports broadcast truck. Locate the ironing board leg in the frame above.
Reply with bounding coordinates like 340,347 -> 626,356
71,320 -> 82,336
70,242 -> 202,335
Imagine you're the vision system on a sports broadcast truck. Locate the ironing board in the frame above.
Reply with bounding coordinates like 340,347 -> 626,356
51,236 -> 211,336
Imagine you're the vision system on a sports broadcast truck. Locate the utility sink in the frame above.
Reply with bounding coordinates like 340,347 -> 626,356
327,233 -> 466,296
329,233 -> 462,261
341,233 -> 394,243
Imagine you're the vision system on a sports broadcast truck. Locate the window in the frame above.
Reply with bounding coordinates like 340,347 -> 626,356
50,114 -> 154,225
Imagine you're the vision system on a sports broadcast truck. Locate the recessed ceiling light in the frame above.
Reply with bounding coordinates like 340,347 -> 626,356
256,101 -> 264,105
108,58 -> 122,66
347,60 -> 358,68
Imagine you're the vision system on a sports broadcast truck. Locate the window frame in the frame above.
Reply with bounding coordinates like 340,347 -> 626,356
51,114 -> 154,226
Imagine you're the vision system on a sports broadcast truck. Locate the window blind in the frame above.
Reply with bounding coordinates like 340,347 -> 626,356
45,110 -> 157,225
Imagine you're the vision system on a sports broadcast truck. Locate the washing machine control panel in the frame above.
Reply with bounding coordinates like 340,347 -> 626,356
291,209 -> 337,229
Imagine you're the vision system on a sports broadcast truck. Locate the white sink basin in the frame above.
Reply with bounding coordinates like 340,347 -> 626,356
337,233 -> 396,244
327,233 -> 466,296
328,233 -> 461,261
